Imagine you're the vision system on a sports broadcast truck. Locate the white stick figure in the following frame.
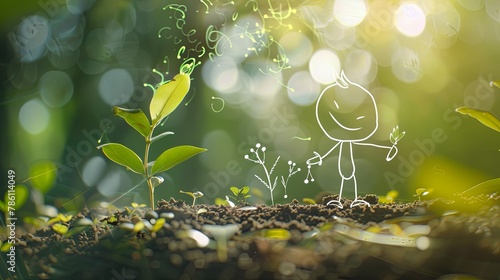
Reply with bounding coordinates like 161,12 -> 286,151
305,71 -> 404,209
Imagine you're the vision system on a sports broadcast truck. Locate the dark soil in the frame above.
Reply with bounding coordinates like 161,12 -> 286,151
12,194 -> 500,279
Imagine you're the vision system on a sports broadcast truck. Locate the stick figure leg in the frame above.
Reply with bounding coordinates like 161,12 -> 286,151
350,175 -> 370,208
326,178 -> 344,209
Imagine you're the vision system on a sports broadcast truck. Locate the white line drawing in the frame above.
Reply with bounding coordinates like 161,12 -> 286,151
305,71 -> 404,209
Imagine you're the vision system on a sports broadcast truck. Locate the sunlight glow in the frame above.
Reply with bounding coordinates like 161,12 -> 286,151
309,49 -> 341,84
394,3 -> 426,37
333,0 -> 367,27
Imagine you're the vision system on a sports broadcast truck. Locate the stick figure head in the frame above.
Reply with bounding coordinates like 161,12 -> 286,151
316,71 -> 378,141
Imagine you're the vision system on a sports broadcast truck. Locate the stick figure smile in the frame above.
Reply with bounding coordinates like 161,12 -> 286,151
329,111 -> 362,131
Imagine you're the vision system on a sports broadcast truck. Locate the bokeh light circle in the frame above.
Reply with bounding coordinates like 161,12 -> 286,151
279,31 -> 313,67
19,99 -> 50,135
485,0 -> 500,24
287,71 -> 320,106
16,15 -> 50,62
344,49 -> 377,85
202,59 -> 240,95
39,71 -> 74,108
82,156 -> 107,187
333,0 -> 368,27
391,48 -> 421,83
309,49 -> 341,85
98,69 -> 134,105
394,3 -> 426,37
457,0 -> 484,11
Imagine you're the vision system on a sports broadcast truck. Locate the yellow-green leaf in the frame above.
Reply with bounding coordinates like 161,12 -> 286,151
98,143 -> 144,175
149,73 -> 191,126
29,161 -> 57,194
151,218 -> 165,232
456,107 -> 500,132
261,228 -> 291,240
4,184 -> 29,211
52,224 -> 68,235
151,145 -> 206,175
133,221 -> 145,232
113,106 -> 151,137
230,186 -> 239,196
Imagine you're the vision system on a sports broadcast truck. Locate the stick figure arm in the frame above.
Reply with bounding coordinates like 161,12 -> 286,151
354,142 -> 399,161
354,142 -> 392,150
306,142 -> 341,166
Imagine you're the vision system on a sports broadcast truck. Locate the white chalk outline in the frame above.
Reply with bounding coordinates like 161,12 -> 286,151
305,70 -> 404,209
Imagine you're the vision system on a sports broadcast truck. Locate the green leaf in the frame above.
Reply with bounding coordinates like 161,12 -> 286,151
456,107 -> 500,132
180,190 -> 195,199
491,80 -> 500,89
3,184 -> 28,211
29,161 -> 57,194
52,224 -> 68,235
113,107 -> 151,137
241,186 -> 250,195
98,143 -> 144,175
150,73 -> 191,126
151,145 -> 206,175
230,186 -> 239,196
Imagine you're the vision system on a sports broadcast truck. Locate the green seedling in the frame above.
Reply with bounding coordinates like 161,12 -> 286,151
98,63 -> 206,209
48,213 -> 73,236
228,186 -> 252,205
124,202 -> 146,216
379,190 -> 399,204
179,190 -> 204,206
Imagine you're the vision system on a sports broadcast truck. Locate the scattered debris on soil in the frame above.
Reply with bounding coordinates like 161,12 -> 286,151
12,194 -> 500,279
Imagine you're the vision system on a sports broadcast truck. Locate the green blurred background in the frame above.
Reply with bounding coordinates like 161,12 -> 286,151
1,0 -> 500,217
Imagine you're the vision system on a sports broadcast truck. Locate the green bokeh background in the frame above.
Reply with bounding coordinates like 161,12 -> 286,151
1,0 -> 500,217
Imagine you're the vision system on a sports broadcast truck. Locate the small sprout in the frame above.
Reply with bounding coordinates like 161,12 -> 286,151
214,197 -> 229,206
302,198 -> 316,205
52,224 -> 68,235
197,208 -> 207,215
414,188 -> 433,201
48,213 -> 73,225
131,202 -> 146,208
202,224 -> 239,262
98,70 -> 206,209
379,190 -> 399,204
179,190 -> 204,206
228,186 -> 252,205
